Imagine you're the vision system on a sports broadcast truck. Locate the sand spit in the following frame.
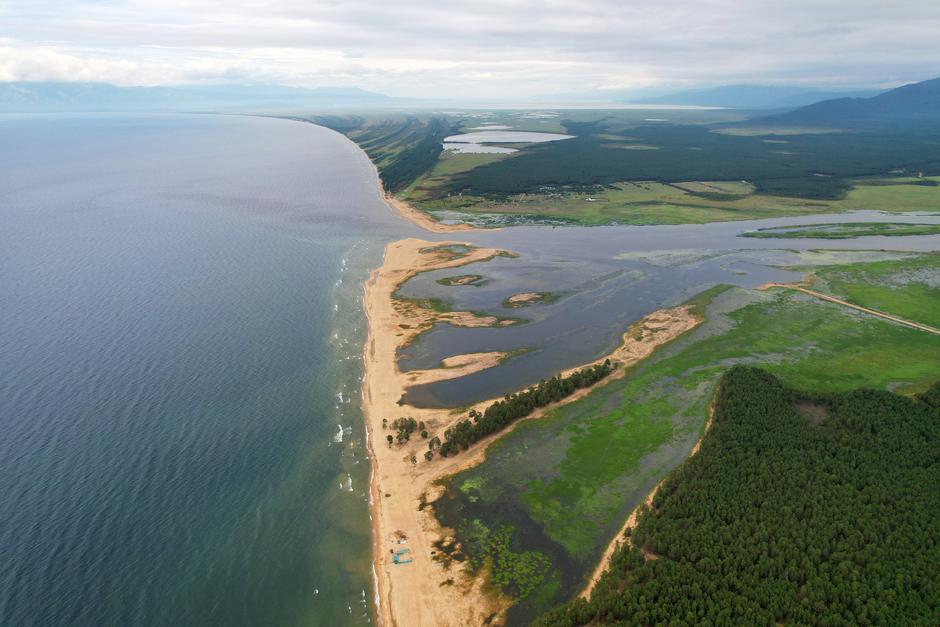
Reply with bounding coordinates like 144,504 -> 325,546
385,194 -> 476,234
363,238 -> 704,626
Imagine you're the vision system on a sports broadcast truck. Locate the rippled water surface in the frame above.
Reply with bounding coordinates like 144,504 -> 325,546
0,114 -> 410,626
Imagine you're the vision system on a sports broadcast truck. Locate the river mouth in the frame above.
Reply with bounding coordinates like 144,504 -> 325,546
395,211 -> 940,409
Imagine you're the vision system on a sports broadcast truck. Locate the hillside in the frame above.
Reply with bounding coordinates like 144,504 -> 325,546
764,76 -> 940,125
629,84 -> 880,109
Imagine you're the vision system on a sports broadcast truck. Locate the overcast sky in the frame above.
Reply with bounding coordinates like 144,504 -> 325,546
1,0 -> 938,98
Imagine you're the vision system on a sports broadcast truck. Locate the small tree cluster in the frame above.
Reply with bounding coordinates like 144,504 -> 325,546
438,360 -> 615,457
391,417 -> 418,444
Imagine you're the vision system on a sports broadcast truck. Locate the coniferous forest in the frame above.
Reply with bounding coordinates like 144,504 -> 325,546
535,367 -> 940,626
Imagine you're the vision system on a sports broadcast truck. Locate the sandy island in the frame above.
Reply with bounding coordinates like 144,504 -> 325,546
362,238 -> 705,626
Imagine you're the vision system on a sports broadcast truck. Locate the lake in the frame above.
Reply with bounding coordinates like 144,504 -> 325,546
0,113 -> 410,626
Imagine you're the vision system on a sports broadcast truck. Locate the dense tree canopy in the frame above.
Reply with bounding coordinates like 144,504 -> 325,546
535,367 -> 940,626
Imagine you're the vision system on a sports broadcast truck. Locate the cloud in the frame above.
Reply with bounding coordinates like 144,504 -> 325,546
1,0 -> 938,97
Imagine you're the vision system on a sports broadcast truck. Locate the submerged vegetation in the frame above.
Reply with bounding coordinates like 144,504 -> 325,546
535,367 -> 940,626
462,522 -> 554,600
436,361 -> 615,458
741,222 -> 940,239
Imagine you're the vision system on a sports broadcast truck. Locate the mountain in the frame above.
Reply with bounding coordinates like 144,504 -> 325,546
626,84 -> 882,109
0,82 -> 396,113
763,76 -> 940,125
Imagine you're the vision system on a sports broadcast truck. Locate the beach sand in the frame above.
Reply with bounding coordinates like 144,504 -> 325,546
383,194 -> 476,234
362,238 -> 705,626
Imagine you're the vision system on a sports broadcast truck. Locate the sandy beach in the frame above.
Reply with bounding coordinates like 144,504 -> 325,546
361,237 -> 705,626
384,194 -> 476,234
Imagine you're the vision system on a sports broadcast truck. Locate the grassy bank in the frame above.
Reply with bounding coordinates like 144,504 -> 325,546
741,222 -> 940,239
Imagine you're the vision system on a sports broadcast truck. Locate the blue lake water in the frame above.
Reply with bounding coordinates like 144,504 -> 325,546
399,214 -> 940,408
0,114 -> 410,626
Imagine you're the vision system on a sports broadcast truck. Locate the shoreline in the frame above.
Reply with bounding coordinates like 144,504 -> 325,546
361,237 -> 705,625
383,193 -> 478,234
365,152 -> 477,234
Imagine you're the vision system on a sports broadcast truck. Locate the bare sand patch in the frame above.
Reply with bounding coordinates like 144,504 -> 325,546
506,292 -> 541,305
405,352 -> 509,386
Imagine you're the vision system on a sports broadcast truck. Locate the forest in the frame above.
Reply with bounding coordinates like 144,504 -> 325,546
435,361 -> 614,458
534,367 -> 940,626
454,122 -> 940,200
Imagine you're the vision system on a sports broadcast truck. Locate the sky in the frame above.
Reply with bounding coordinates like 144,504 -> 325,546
2,0 -> 939,98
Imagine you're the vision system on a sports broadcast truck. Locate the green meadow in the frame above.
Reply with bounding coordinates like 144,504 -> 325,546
812,253 -> 940,328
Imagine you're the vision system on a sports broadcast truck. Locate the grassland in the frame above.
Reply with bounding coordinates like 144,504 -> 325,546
433,254 -> 940,622
741,222 -> 940,239
811,253 -> 940,328
411,176 -> 940,226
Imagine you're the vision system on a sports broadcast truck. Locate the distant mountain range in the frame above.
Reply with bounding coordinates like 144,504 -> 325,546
762,76 -> 940,124
0,82 -> 397,113
626,84 -> 883,109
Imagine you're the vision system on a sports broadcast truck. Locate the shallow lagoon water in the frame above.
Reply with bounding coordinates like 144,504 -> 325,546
443,130 -> 574,144
442,142 -> 518,154
442,130 -> 574,154
399,211 -> 940,408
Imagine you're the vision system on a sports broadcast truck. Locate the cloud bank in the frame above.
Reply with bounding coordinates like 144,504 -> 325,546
2,0 -> 938,97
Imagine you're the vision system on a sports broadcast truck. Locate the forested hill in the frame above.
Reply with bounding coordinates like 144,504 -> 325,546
764,75 -> 940,125
534,367 -> 940,626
